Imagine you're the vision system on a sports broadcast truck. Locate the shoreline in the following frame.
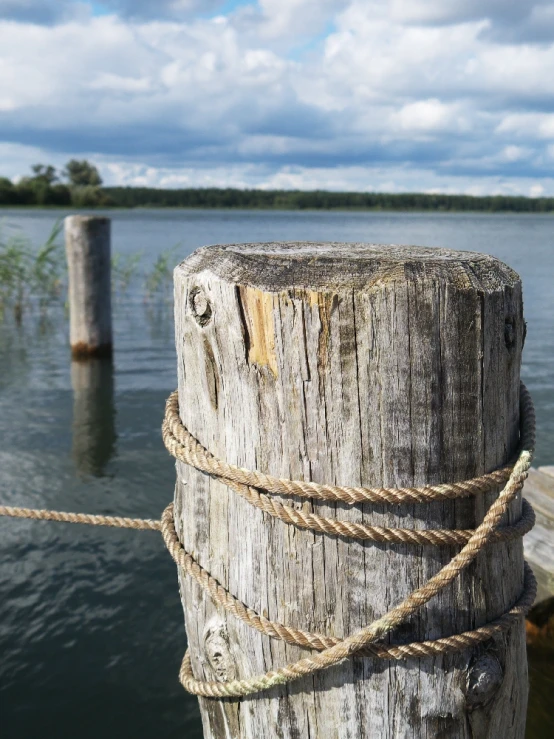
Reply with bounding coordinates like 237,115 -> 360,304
2,205 -> 554,215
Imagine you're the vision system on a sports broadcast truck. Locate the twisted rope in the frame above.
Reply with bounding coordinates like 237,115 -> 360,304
163,382 -> 537,698
178,563 -> 537,696
162,388 -> 535,547
0,384 -> 537,701
0,506 -> 160,531
160,504 -> 537,658
176,474 -> 535,546
163,389 -> 514,506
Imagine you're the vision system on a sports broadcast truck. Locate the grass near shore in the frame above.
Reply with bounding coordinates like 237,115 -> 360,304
0,221 -> 175,323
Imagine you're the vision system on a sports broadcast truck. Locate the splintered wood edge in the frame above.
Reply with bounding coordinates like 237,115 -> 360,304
175,242 -> 520,292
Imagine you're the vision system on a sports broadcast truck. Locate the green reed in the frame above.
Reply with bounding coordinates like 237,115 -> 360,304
0,220 -> 64,322
111,251 -> 143,294
0,223 -> 179,324
145,245 -> 179,301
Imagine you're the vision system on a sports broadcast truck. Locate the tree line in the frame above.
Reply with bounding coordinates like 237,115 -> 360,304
2,161 -> 554,212
102,186 -> 554,212
0,160 -> 107,207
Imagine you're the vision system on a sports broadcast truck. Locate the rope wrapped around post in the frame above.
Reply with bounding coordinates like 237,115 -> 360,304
0,383 -> 537,700
162,382 -> 537,698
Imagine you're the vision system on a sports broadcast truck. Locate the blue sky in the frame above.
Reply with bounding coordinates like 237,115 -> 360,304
1,0 -> 553,195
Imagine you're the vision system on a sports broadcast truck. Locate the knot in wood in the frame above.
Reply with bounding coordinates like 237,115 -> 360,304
189,286 -> 212,326
465,654 -> 504,708
204,624 -> 236,682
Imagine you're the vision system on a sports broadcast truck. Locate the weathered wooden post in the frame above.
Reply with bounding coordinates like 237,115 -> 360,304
71,357 -> 116,476
172,243 -> 528,738
65,215 -> 112,358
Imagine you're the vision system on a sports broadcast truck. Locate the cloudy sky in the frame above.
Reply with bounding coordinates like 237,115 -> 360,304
1,0 -> 553,195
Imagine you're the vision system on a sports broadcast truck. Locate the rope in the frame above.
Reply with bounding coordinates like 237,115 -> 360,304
0,383 -> 537,701
163,396 -> 534,547
176,475 -> 536,546
160,504 -> 537,658
163,389 -> 514,505
162,381 -> 537,698
0,506 -> 160,531
178,563 -> 537,695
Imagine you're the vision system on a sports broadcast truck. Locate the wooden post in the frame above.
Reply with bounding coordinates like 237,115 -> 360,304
71,357 -> 116,476
65,215 -> 112,358
173,243 -> 527,738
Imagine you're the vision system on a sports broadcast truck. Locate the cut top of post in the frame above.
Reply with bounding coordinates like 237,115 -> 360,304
65,214 -> 111,232
177,242 -> 519,291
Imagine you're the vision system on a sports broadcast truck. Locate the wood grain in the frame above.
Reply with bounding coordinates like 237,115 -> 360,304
173,243 -> 527,738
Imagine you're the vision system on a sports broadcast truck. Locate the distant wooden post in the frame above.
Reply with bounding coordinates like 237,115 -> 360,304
173,243 -> 527,738
65,215 -> 112,358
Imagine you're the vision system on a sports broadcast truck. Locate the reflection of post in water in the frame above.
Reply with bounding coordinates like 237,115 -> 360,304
71,358 -> 116,476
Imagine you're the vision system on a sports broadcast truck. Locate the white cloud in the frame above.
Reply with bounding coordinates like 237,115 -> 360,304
100,160 -> 554,197
498,145 -> 530,163
529,183 -> 545,197
496,113 -> 554,140
0,17 -> 160,114
251,0 -> 348,38
0,98 -> 17,112
469,43 -> 554,99
90,73 -> 152,92
310,3 -> 554,109
0,1 -> 553,194
390,100 -> 468,134
3,138 -> 554,196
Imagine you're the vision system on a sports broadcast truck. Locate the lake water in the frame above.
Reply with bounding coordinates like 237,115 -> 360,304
0,209 -> 552,738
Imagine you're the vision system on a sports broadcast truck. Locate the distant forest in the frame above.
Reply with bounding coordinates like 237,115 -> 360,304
2,161 -> 553,213
101,187 -> 554,212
